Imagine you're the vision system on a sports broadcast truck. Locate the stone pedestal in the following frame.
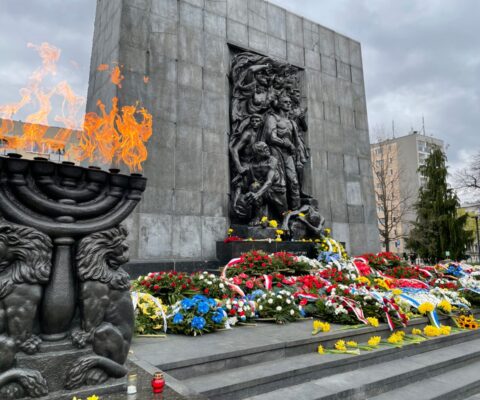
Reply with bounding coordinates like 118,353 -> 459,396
216,241 -> 317,263
230,224 -> 277,239
4,341 -> 127,400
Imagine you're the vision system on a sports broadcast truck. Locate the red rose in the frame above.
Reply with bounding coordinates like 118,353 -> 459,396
204,288 -> 209,294
171,282 -> 176,287
246,280 -> 254,289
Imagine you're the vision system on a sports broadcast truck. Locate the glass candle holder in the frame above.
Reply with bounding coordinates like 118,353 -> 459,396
127,371 -> 137,394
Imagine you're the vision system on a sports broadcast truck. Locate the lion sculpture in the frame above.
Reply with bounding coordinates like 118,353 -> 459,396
66,225 -> 133,389
0,220 -> 51,398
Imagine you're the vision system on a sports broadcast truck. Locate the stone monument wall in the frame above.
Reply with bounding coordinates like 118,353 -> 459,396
87,0 -> 379,268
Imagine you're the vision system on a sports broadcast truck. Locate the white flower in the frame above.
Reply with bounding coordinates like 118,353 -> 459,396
290,309 -> 295,315
276,306 -> 282,311
209,274 -> 215,279
262,294 -> 267,299
206,280 -> 212,285
286,299 -> 291,304
267,299 -> 273,304
259,305 -> 263,310
238,301 -> 244,307
219,283 -> 224,288
277,295 -> 283,299
226,304 -> 232,310
199,275 -> 204,280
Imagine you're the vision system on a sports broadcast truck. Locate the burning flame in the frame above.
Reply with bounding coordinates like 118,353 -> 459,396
0,43 -> 153,173
0,42 -> 84,154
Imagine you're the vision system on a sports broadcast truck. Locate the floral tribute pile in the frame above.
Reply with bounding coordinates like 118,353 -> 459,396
131,232 -> 480,336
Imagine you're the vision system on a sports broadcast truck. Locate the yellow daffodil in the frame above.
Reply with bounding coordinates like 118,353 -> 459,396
268,220 -> 278,228
87,396 -> 100,400
412,328 -> 422,335
387,331 -> 404,344
227,228 -> 234,235
368,336 -> 381,347
438,300 -> 452,313
346,340 -> 358,348
392,289 -> 402,296
423,325 -> 441,337
317,345 -> 325,354
261,216 -> 268,223
367,317 -> 379,327
298,212 -> 305,217
417,302 -> 435,314
335,340 -> 347,351
275,229 -> 284,235
439,325 -> 451,335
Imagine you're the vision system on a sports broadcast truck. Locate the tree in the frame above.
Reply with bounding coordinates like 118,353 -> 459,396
454,151 -> 480,201
407,147 -> 473,261
371,139 -> 413,252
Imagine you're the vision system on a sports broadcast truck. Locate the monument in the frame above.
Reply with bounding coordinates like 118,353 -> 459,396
0,156 -> 146,398
87,0 -> 379,271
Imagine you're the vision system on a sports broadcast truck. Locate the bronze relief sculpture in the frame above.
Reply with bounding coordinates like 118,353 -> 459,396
229,51 -> 321,239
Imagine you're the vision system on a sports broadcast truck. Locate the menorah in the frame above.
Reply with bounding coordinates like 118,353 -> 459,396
0,153 -> 146,340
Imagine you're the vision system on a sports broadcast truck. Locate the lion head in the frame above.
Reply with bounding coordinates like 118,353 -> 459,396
76,225 -> 130,290
0,220 -> 52,298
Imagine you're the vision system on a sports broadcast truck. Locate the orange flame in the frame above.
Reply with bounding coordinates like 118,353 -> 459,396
77,97 -> 152,172
97,63 -> 109,71
111,65 -> 124,88
0,42 -> 84,153
0,42 -> 153,173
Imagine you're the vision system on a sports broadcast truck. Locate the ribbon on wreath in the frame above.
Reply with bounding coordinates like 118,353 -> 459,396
221,257 -> 246,297
263,274 -> 273,290
338,296 -> 369,325
399,292 -> 441,328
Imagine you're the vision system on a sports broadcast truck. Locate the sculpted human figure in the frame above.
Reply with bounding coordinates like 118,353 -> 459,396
231,61 -> 272,135
263,95 -> 301,210
281,205 -> 325,240
66,225 -> 134,389
0,221 -> 51,398
290,88 -> 310,197
229,114 -> 263,176
243,142 -> 288,224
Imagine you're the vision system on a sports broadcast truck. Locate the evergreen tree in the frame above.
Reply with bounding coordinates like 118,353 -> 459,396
407,147 -> 473,261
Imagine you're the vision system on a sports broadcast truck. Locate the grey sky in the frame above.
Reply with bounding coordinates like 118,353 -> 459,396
0,0 -> 478,176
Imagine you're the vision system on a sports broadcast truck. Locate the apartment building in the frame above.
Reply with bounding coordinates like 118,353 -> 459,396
371,131 -> 444,255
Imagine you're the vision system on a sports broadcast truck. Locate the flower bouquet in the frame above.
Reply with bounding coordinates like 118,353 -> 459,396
223,297 -> 256,325
132,292 -> 168,335
191,271 -> 232,299
133,271 -> 197,304
256,290 -> 301,324
168,295 -> 227,336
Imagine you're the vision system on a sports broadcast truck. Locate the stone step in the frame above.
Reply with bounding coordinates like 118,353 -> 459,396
369,361 -> 480,400
183,332 -> 480,400
158,317 -> 475,380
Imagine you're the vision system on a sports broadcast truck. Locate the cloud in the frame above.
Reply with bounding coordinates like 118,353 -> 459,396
269,0 -> 480,193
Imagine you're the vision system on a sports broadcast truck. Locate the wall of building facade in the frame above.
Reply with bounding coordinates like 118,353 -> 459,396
87,0 -> 379,265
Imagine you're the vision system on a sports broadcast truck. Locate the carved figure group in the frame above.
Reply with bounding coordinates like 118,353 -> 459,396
0,220 -> 133,398
230,52 -> 311,225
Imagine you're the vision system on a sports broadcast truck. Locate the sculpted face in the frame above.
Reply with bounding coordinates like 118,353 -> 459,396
252,142 -> 270,159
250,116 -> 262,129
108,242 -> 130,269
278,96 -> 292,112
